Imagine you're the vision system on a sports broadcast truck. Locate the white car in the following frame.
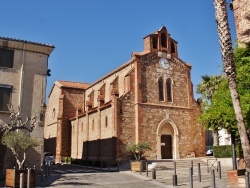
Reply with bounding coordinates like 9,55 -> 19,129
206,149 -> 213,156
43,152 -> 55,164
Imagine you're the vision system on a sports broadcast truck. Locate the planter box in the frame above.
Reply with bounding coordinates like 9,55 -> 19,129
5,168 -> 36,188
227,169 -> 246,185
131,161 -> 146,172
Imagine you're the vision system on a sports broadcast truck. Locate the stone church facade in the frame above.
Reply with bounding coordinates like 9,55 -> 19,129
44,81 -> 90,163
67,26 -> 205,161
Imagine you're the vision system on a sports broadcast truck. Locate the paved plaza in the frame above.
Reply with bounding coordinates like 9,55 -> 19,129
0,158 -> 247,187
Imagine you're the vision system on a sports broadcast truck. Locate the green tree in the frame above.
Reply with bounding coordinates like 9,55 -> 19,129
1,131 -> 40,170
200,44 -> 250,157
197,74 -> 223,102
126,142 -> 151,161
197,74 -> 223,145
214,0 -> 250,171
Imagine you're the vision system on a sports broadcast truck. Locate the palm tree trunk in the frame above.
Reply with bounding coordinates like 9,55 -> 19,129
214,0 -> 250,171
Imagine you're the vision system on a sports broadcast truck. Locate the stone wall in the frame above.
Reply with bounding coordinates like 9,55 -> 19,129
141,53 -> 190,107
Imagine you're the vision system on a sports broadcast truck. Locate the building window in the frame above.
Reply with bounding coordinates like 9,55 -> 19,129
161,33 -> 167,48
92,119 -> 94,131
105,116 -> 108,128
158,77 -> 164,101
52,108 -> 56,119
152,37 -> 158,49
0,48 -> 14,68
81,122 -> 83,132
171,41 -> 175,53
0,85 -> 12,111
166,78 -> 172,102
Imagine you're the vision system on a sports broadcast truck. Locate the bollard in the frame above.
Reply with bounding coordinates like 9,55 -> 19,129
211,169 -> 215,188
173,162 -> 177,186
117,160 -> 119,171
45,162 -> 48,178
198,163 -> 201,182
108,160 -> 110,171
140,160 -> 142,174
191,161 -> 193,175
20,173 -> 24,188
146,161 -> 148,177
152,169 -> 156,179
48,161 -> 51,177
246,171 -> 249,188
189,167 -> 193,188
173,175 -> 178,186
27,168 -> 31,188
218,161 -> 221,179
13,167 -> 16,188
40,164 -> 43,182
174,162 -> 177,175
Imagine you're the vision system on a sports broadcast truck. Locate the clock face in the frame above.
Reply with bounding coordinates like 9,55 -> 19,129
159,58 -> 169,69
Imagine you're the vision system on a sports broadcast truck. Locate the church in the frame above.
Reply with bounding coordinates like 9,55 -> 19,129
44,26 -> 205,163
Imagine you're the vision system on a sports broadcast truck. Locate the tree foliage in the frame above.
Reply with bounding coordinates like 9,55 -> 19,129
126,142 -> 151,161
199,44 -> 250,134
1,131 -> 41,170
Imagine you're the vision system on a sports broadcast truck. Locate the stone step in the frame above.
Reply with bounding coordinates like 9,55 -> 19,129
120,157 -> 218,171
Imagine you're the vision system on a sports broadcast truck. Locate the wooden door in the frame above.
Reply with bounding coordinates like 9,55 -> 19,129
161,135 -> 172,159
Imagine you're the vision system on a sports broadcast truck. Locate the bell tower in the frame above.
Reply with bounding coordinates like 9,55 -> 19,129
142,26 -> 178,57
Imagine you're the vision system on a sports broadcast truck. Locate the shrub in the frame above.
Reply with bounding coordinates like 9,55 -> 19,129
213,145 -> 232,158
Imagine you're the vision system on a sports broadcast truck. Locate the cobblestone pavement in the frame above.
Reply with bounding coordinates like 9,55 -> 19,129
130,165 -> 246,188
0,162 -> 246,187
37,172 -> 164,188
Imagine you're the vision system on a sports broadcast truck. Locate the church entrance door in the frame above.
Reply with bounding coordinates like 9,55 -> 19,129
161,135 -> 172,159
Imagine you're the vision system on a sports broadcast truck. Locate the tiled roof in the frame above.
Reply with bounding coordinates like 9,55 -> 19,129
0,36 -> 54,48
57,80 -> 90,89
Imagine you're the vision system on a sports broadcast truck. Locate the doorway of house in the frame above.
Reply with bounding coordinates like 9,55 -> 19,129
161,135 -> 172,159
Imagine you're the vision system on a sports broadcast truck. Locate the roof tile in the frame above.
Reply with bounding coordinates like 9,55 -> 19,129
57,80 -> 90,89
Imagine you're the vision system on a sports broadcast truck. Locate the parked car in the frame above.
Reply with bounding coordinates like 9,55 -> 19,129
43,152 -> 55,164
206,149 -> 213,156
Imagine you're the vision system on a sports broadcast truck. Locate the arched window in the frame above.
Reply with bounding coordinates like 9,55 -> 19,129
166,78 -> 172,102
152,37 -> 158,49
158,77 -> 164,101
161,33 -> 167,48
171,41 -> 175,53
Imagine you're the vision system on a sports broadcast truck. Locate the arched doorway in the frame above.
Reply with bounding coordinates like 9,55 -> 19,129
156,119 -> 180,159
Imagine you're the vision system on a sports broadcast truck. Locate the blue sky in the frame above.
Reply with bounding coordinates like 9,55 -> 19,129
1,0 -> 236,100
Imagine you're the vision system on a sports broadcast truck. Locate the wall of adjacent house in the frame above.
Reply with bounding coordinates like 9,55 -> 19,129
0,39 -> 53,172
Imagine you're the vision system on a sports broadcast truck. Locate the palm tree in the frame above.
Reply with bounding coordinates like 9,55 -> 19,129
214,0 -> 250,171
197,74 -> 223,146
197,74 -> 222,102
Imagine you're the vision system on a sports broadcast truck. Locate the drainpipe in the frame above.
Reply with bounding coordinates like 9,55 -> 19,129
18,43 -> 26,114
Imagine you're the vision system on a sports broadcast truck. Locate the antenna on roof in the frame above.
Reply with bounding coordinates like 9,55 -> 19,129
161,22 -> 164,26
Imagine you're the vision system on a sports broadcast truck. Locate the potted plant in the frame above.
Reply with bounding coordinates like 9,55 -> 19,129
0,105 -> 41,187
126,142 -> 151,172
